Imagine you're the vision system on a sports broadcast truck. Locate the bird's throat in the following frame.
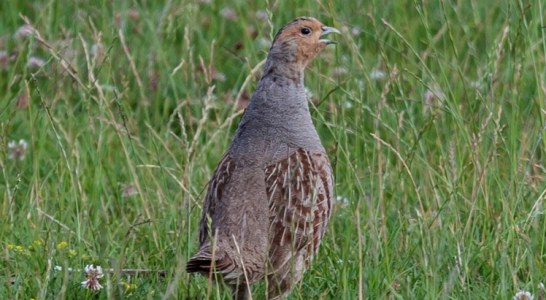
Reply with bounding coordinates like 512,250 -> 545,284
262,60 -> 304,87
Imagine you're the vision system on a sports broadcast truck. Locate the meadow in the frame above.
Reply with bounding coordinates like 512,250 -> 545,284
1,0 -> 546,299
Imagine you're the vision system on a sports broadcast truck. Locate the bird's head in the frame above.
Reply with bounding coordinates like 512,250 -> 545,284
268,17 -> 339,68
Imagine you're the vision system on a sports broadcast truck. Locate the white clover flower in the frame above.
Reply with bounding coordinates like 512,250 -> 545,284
369,69 -> 386,81
351,26 -> 362,36
514,290 -> 533,300
256,37 -> 271,50
8,139 -> 28,161
213,72 -> 226,82
335,195 -> 350,207
81,264 -> 104,291
470,80 -> 483,90
331,67 -> 348,78
344,101 -> 353,109
91,43 -> 105,62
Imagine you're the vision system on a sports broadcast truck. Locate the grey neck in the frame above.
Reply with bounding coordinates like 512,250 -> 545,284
229,57 -> 324,162
262,46 -> 303,83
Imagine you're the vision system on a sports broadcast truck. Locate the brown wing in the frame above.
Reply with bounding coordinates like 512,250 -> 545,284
265,148 -> 334,275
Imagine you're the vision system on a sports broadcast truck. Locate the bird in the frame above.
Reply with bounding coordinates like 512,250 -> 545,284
186,16 -> 338,300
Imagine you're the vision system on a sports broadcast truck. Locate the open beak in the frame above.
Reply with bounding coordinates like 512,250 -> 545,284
320,25 -> 340,45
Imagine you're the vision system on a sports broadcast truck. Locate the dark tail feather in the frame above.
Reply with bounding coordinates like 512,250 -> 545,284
186,248 -> 213,273
186,247 -> 233,274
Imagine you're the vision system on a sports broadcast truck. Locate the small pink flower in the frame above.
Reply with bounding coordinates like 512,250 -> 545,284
255,10 -> 269,21
14,25 -> 34,40
27,56 -> 45,70
16,87 -> 30,109
122,184 -> 138,198
0,50 -> 9,70
220,7 -> 238,21
127,8 -> 140,21
423,83 -> 446,115
81,264 -> 104,291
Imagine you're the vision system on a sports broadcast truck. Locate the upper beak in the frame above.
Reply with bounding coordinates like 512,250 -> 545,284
320,25 -> 340,45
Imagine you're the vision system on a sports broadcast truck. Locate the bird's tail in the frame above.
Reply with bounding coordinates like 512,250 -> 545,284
186,249 -> 211,273
186,246 -> 234,274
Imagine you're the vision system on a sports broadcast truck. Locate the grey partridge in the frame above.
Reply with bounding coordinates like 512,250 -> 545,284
186,16 -> 338,299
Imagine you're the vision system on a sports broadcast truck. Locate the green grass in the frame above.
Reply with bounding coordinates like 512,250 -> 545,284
1,0 -> 546,299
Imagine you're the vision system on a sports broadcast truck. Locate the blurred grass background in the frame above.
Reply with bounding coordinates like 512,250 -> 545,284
1,0 -> 546,299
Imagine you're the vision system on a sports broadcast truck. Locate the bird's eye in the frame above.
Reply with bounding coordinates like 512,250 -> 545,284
300,27 -> 311,35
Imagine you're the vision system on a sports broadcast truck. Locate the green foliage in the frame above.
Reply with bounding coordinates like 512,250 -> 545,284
1,0 -> 546,298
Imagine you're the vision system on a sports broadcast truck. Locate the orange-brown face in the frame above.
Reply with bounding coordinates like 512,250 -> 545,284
271,17 -> 339,67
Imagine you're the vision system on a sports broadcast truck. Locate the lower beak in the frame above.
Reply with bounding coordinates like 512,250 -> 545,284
320,25 -> 340,45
